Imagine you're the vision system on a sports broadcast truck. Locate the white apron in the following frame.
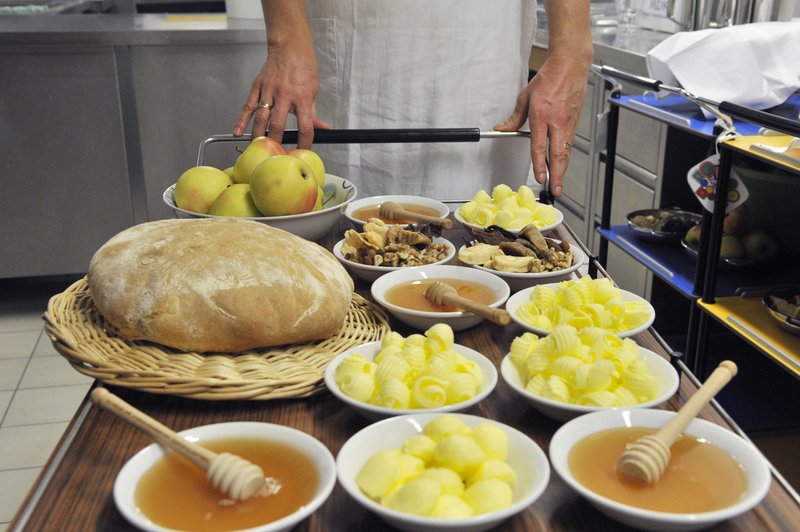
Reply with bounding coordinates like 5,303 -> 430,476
305,0 -> 538,200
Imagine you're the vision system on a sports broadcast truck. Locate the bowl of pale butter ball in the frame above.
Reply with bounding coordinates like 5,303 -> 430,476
336,413 -> 550,532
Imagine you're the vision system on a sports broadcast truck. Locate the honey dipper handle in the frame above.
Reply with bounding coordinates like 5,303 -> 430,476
425,281 -> 510,325
379,201 -> 454,229
655,361 -> 737,447
90,387 -> 215,470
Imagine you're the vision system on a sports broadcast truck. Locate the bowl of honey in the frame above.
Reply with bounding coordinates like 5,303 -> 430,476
343,195 -> 450,229
370,265 -> 511,331
114,422 -> 337,532
336,413 -> 551,532
549,409 -> 772,531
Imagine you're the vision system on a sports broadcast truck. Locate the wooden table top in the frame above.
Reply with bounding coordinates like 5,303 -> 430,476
10,216 -> 800,531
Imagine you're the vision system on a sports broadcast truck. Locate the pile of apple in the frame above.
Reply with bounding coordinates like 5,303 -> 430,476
173,136 -> 326,217
683,205 -> 778,260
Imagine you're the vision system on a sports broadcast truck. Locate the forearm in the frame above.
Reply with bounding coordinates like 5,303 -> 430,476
261,0 -> 314,52
543,0 -> 593,66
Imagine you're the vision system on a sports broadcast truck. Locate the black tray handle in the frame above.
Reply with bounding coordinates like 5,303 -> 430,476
718,101 -> 800,137
599,66 -> 662,92
282,128 -> 482,144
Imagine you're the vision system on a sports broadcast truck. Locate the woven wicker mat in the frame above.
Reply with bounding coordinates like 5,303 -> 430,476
44,277 -> 391,400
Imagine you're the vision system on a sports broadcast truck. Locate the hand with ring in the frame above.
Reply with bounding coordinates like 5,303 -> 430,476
232,2 -> 329,149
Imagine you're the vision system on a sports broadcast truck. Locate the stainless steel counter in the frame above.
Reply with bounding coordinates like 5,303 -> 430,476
0,13 -> 265,45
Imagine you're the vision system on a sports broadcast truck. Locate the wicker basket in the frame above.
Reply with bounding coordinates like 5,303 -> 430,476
44,278 -> 391,400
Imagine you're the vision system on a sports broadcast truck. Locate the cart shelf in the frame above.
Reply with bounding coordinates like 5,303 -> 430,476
697,296 -> 800,378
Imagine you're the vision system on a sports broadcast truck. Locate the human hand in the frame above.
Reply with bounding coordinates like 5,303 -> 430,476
494,54 -> 589,197
233,43 -> 330,148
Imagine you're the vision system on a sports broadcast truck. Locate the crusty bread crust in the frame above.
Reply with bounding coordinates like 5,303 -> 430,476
87,218 -> 354,352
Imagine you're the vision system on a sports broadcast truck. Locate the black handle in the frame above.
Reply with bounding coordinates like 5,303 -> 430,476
718,101 -> 800,137
280,128 -> 482,144
600,66 -> 662,91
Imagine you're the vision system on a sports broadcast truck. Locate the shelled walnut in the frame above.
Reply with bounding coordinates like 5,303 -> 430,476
341,218 -> 450,267
459,224 -> 573,273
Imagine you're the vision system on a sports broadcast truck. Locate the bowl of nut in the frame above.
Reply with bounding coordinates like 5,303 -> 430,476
333,219 -> 455,282
457,224 -> 586,292
627,208 -> 702,243
762,286 -> 800,336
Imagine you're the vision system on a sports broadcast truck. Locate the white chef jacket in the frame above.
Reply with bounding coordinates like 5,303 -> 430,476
305,0 -> 538,200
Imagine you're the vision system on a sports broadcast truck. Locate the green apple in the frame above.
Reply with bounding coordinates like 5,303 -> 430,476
312,187 -> 324,211
287,148 -> 326,187
720,235 -> 745,259
250,155 -> 319,216
208,183 -> 261,217
723,204 -> 749,236
222,166 -> 235,180
174,166 -> 232,214
684,224 -> 702,249
232,136 -> 286,184
742,230 -> 778,260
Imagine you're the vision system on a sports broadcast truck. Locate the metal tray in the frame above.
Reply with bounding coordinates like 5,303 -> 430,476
627,208 -> 702,243
762,287 -> 800,336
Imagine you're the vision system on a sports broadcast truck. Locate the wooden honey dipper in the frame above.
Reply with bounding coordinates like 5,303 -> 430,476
424,281 -> 510,325
91,387 -> 266,500
378,201 -> 454,229
617,360 -> 738,484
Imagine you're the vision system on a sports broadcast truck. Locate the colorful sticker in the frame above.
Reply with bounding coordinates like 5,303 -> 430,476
686,154 -> 748,214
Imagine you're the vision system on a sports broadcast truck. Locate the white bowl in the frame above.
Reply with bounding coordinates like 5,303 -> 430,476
458,242 -> 587,292
333,237 -> 457,283
114,422 -> 336,532
324,341 -> 498,421
343,195 -> 450,229
500,346 -> 679,422
549,409 -> 772,531
454,204 -> 563,234
505,282 -> 656,338
371,265 -> 511,331
162,174 -> 357,242
336,413 -> 551,532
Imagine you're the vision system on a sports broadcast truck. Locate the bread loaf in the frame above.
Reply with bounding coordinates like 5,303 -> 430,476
87,218 -> 354,352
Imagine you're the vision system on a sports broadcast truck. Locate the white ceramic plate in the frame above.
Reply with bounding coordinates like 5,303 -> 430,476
370,265 -> 511,331
337,413 -> 550,532
454,204 -> 563,234
458,241 -> 587,292
343,195 -> 450,229
324,341 -> 498,421
163,174 -> 357,242
549,409 -> 771,531
500,346 -> 679,422
333,236 -> 456,283
114,422 -> 336,532
505,282 -> 655,338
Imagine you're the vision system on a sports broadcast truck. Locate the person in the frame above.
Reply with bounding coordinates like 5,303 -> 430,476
233,0 -> 592,200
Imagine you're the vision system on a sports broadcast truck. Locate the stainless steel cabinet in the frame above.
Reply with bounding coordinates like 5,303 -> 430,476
0,46 -> 134,278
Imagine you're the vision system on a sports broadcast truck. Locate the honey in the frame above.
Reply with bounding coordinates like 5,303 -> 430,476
352,203 -> 441,224
569,427 -> 748,513
135,437 -> 319,531
385,278 -> 496,312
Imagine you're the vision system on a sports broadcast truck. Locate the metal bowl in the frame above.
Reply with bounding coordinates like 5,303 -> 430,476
627,208 -> 702,243
762,287 -> 800,336
680,236 -> 756,273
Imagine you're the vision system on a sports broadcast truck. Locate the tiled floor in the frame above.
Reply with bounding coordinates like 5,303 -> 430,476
0,276 -> 93,530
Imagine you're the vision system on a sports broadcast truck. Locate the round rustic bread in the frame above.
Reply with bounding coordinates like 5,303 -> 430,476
87,218 -> 354,352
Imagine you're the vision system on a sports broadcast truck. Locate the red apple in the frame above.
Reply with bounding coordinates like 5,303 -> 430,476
249,155 -> 319,216
287,148 -> 326,187
233,136 -> 286,184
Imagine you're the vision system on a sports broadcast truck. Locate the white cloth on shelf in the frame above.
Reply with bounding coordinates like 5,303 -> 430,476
304,0 -> 538,200
646,21 -> 800,118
